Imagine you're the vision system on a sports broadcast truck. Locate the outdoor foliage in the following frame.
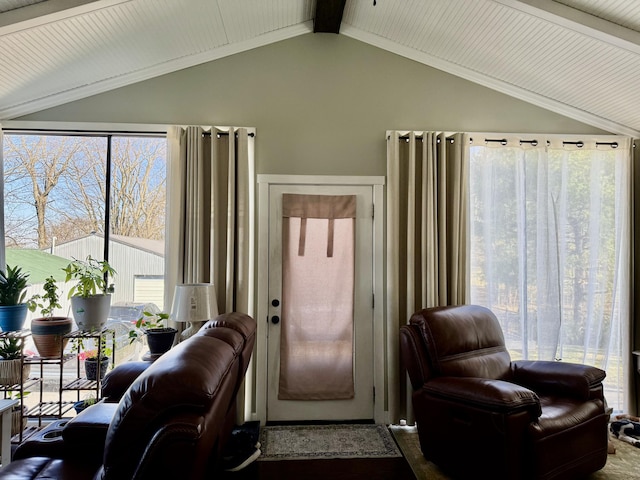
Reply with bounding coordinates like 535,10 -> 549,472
3,134 -> 166,249
469,144 -> 624,370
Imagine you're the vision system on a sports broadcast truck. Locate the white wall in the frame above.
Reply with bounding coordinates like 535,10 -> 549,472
18,33 -> 607,177
14,32 -> 614,421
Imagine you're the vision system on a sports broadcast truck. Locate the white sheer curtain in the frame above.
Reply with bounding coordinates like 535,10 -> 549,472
469,134 -> 631,413
0,125 -> 4,271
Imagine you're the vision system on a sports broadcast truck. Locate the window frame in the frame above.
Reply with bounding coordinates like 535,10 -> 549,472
0,121 -> 168,267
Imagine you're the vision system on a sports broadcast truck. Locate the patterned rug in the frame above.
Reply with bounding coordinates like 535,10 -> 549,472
390,425 -> 640,480
258,424 -> 402,461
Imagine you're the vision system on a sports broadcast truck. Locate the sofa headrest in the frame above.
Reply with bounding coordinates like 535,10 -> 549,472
102,334 -> 238,479
198,312 -> 255,341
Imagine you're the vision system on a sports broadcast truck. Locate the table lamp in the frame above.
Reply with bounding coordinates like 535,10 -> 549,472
170,283 -> 219,340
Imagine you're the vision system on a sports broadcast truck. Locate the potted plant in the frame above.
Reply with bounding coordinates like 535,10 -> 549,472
63,256 -> 116,331
6,391 -> 28,436
30,276 -> 74,358
0,265 -> 35,332
129,311 -> 177,355
0,337 -> 30,386
73,396 -> 97,414
75,335 -> 111,381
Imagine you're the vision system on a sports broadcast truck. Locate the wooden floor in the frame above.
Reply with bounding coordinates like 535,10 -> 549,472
220,456 -> 416,480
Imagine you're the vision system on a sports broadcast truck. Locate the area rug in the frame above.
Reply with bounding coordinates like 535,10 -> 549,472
258,424 -> 402,461
390,425 -> 640,480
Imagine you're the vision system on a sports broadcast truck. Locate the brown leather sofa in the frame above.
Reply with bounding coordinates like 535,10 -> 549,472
400,305 -> 608,480
1,312 -> 256,480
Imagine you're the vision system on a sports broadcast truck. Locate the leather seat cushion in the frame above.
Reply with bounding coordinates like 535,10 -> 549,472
0,457 -> 98,480
530,396 -> 605,440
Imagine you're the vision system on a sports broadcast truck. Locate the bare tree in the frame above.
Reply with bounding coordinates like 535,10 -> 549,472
3,135 -> 82,248
4,134 -> 166,249
109,137 -> 166,239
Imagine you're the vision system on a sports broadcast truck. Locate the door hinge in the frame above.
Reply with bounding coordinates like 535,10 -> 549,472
371,203 -> 374,219
372,293 -> 375,309
373,386 -> 376,401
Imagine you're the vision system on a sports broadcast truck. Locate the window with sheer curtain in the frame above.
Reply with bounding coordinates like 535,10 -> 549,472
469,136 -> 631,413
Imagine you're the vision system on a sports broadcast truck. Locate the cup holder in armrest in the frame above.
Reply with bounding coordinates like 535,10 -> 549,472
42,429 -> 63,441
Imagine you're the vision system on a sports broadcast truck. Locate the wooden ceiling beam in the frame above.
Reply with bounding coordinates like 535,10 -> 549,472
314,0 -> 347,34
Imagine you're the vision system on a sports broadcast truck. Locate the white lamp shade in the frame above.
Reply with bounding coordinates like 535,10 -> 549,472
170,283 -> 219,323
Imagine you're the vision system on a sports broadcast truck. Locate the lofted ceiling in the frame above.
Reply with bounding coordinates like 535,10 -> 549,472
0,0 -> 639,136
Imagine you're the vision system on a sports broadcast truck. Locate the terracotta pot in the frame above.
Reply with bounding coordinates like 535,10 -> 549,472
31,316 -> 73,358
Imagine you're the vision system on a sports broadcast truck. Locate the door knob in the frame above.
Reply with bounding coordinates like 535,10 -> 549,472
271,315 -> 280,324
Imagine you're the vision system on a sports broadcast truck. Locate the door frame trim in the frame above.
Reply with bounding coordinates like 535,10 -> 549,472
255,175 -> 386,424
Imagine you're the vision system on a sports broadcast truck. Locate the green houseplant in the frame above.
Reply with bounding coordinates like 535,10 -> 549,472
0,337 -> 30,386
30,276 -> 73,358
75,334 -> 111,381
73,395 -> 97,414
129,311 -> 177,356
0,265 -> 34,332
63,256 -> 116,331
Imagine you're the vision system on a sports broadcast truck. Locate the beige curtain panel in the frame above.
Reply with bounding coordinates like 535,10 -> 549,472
632,138 -> 640,416
166,126 -> 254,315
386,130 -> 470,422
278,194 -> 356,401
165,125 -> 255,419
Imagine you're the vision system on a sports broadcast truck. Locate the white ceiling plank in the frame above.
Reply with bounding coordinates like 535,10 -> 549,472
341,24 -> 640,137
0,0 -> 638,135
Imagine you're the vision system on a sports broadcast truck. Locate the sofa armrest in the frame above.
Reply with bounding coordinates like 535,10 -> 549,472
511,360 -> 606,400
61,402 -> 119,465
101,361 -> 152,402
423,377 -> 541,417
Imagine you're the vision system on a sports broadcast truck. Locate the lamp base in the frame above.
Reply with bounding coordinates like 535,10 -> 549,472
180,321 -> 206,341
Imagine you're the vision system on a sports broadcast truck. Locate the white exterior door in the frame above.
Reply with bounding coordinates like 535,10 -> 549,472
256,176 -> 384,422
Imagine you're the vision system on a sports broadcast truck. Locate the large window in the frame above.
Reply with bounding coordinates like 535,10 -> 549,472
2,130 -> 167,334
469,136 -> 630,413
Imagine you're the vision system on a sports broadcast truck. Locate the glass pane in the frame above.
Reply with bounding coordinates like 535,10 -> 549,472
2,132 -> 166,411
107,136 -> 166,310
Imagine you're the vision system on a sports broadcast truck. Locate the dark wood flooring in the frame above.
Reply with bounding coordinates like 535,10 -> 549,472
220,456 -> 416,480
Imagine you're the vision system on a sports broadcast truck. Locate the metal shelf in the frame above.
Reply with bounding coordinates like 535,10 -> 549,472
25,354 -> 75,365
26,401 -> 75,418
0,377 -> 40,392
62,378 -> 99,391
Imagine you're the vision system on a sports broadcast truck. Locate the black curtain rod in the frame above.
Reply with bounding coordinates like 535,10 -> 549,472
2,127 -> 165,137
204,131 -> 255,138
392,135 -> 455,143
479,138 -> 620,149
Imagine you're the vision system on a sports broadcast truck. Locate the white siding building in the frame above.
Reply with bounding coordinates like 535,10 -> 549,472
52,233 -> 165,310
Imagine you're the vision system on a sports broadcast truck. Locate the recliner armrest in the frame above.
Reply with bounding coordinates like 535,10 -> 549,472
423,377 -> 541,417
511,360 -> 606,400
62,402 -> 119,465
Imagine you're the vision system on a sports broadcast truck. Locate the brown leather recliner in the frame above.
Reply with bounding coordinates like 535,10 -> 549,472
400,305 -> 608,480
1,312 -> 256,480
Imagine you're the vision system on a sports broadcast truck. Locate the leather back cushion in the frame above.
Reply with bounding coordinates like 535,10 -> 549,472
102,334 -> 237,478
410,305 -> 512,380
